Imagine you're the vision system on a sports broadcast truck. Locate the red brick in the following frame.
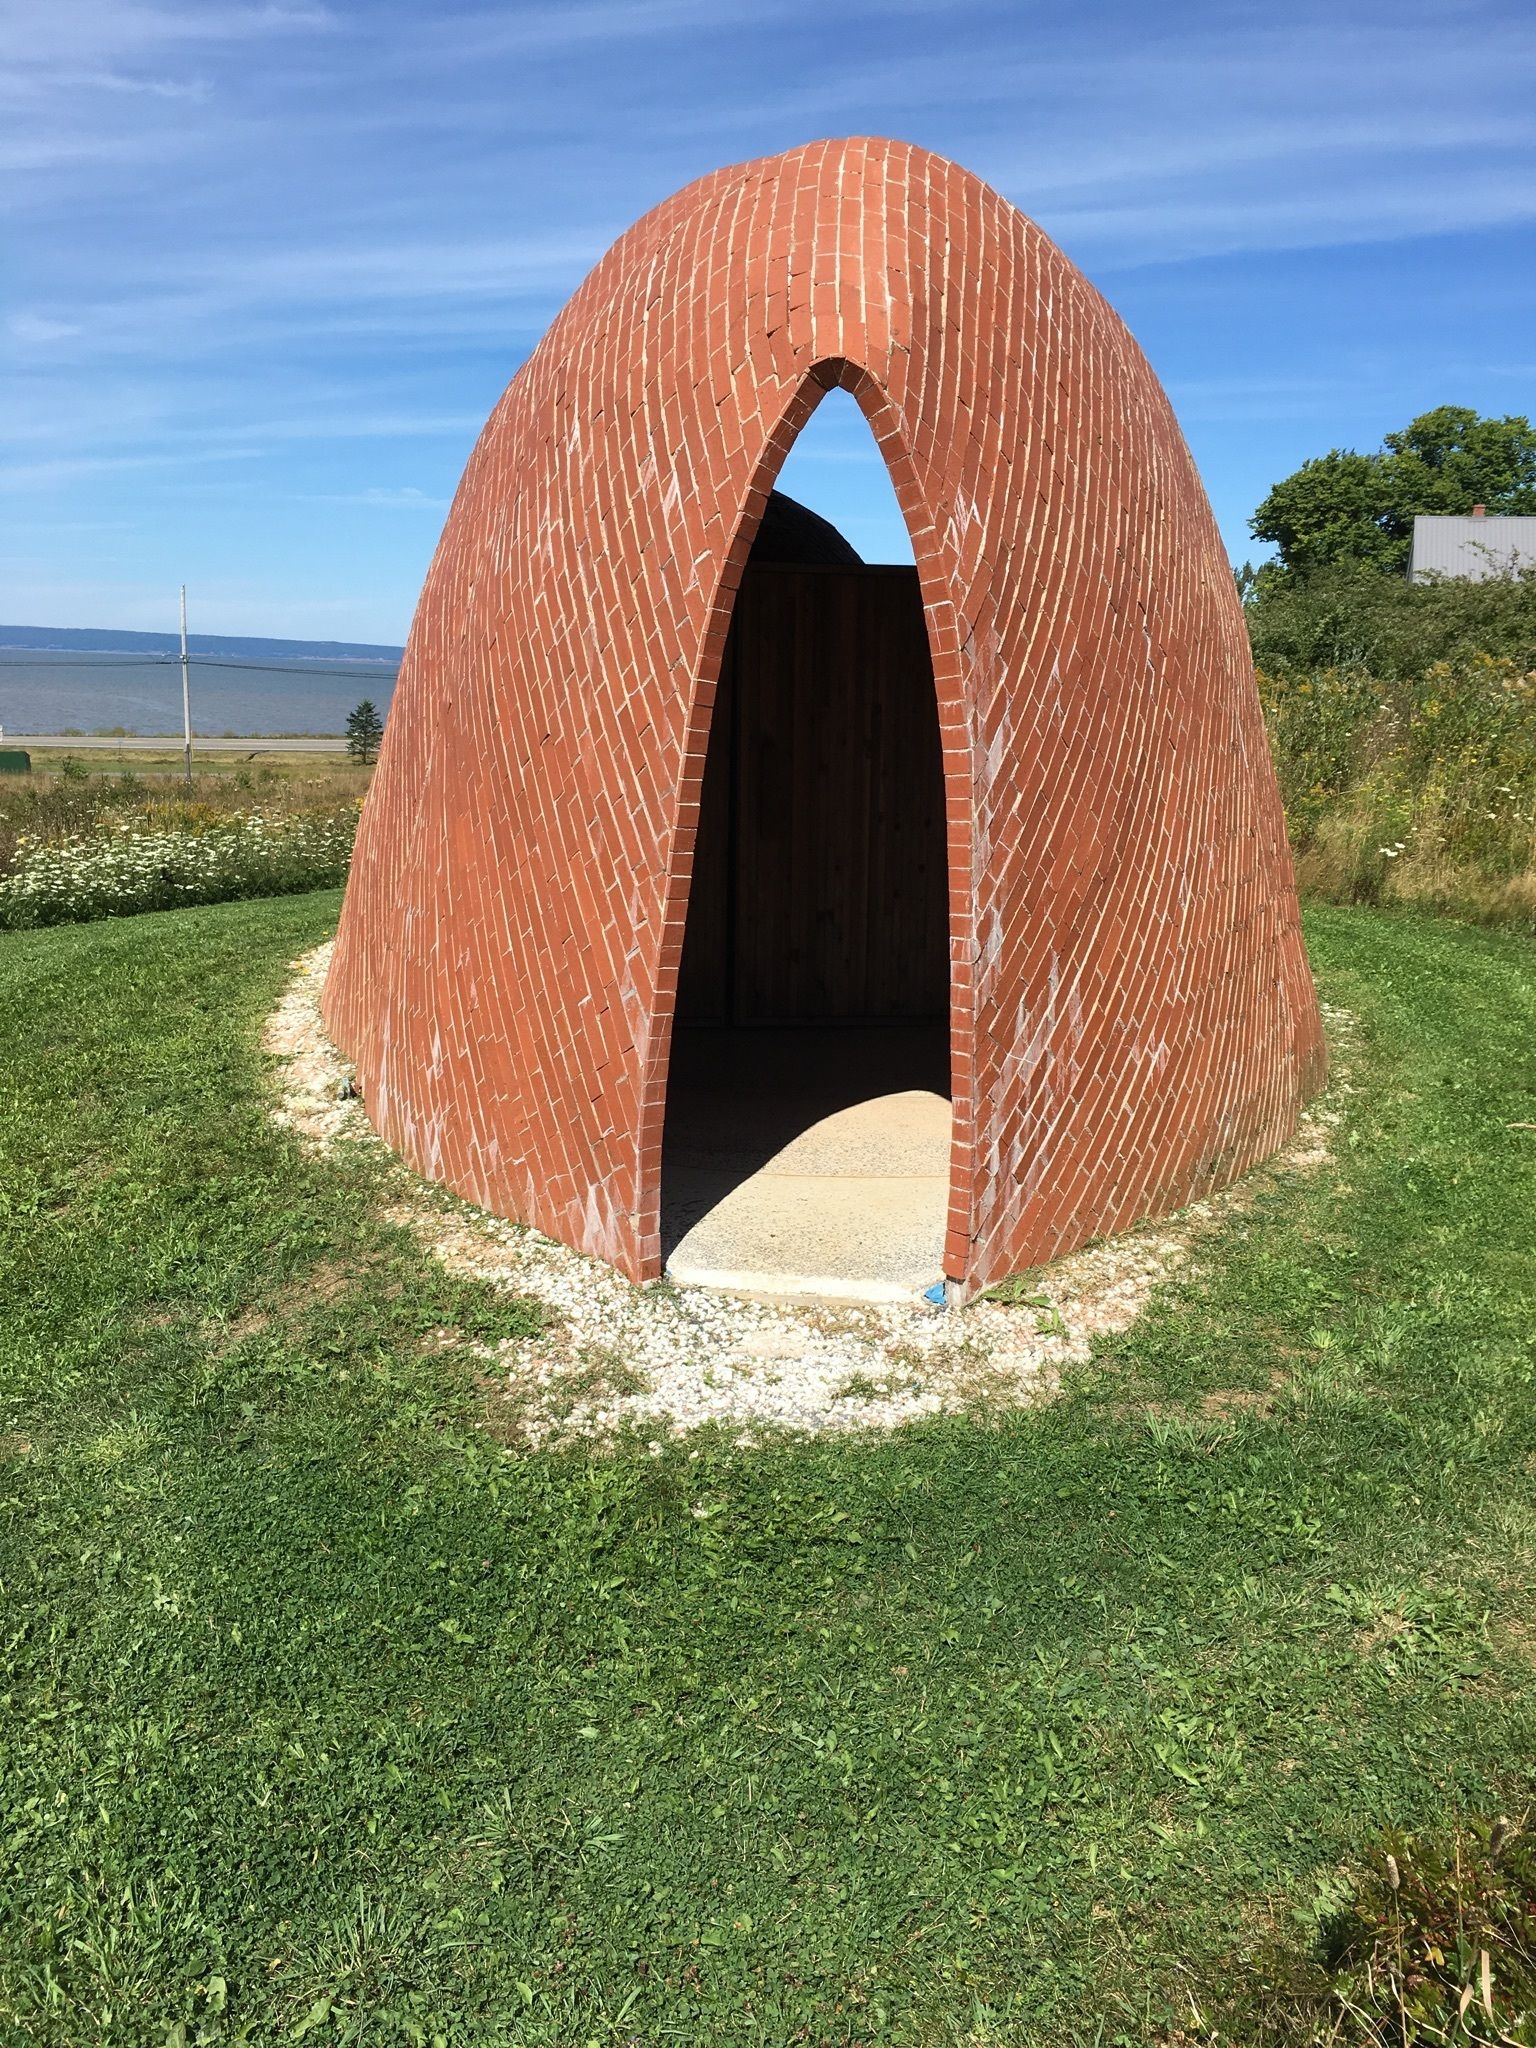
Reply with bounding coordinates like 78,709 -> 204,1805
324,138 -> 1325,1291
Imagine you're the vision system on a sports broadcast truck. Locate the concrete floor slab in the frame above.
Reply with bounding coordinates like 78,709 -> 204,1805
662,1027 -> 951,1305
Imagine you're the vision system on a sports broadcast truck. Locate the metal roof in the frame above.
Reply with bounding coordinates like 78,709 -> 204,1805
1409,514 -> 1536,581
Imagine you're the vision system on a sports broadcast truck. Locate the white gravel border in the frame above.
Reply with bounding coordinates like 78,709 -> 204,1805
264,943 -> 1350,1447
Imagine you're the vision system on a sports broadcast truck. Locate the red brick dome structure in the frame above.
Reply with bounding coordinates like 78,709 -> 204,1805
325,136 -> 1325,1296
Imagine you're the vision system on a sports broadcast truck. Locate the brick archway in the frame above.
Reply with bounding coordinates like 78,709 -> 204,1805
644,358 -> 980,1281
324,138 -> 1325,1293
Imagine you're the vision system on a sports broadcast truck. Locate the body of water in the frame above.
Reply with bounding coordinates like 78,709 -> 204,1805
0,654 -> 399,737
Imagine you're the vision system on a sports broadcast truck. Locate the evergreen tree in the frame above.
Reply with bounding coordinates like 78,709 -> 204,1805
346,699 -> 384,765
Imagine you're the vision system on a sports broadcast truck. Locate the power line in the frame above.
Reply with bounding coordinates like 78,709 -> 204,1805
188,660 -> 400,677
0,656 -> 399,678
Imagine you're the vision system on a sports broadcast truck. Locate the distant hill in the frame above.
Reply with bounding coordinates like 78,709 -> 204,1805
0,625 -> 404,661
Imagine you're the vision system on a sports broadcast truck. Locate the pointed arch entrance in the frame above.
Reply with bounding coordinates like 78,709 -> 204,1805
636,358 -> 978,1302
658,478 -> 953,1297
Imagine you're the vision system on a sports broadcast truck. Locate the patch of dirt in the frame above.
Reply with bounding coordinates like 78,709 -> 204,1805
201,1258 -> 355,1351
1197,1377 -> 1288,1420
263,943 -> 1352,1446
1491,1613 -> 1536,1672
209,1306 -> 271,1349
284,1257 -> 355,1312
1356,1611 -> 1416,1656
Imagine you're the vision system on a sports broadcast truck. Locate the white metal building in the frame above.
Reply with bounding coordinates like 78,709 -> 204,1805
1409,510 -> 1536,581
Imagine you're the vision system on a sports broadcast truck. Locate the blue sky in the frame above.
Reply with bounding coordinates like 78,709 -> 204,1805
4,0 -> 1534,643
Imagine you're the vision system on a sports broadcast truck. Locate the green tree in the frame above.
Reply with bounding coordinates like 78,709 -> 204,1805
1251,406 -> 1536,577
346,699 -> 384,765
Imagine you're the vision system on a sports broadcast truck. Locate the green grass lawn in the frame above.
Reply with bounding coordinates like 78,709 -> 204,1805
2,894 -> 1534,2046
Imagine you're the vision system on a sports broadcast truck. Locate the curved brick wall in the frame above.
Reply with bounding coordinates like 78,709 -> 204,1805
324,136 -> 1326,1291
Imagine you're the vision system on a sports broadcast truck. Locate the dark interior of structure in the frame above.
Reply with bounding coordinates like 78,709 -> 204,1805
660,490 -> 951,1262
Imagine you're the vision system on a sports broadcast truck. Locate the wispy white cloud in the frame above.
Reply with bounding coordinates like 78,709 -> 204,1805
5,0 -> 1534,635
976,14 -> 1536,264
0,3 -> 333,65
1041,168 -> 1536,268
7,314 -> 84,345
435,0 -> 790,59
0,447 -> 264,491
304,485 -> 449,508
0,66 -> 212,105
197,233 -> 604,305
1164,371 -> 1385,423
653,7 -> 1536,263
4,236 -> 605,364
245,413 -> 485,442
0,131 -> 193,173
0,371 -> 485,454
1,1 -> 331,189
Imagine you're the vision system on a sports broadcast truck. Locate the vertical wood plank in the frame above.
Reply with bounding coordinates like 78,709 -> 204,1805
676,561 -> 949,1025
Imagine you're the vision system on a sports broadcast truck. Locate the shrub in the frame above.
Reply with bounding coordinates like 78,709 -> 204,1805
1258,655 -> 1536,926
0,803 -> 360,930
1247,562 -> 1536,678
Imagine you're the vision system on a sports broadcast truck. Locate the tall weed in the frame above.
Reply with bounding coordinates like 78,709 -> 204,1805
1259,656 -> 1536,928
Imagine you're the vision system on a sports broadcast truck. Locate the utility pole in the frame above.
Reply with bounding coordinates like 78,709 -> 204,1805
179,584 -> 193,788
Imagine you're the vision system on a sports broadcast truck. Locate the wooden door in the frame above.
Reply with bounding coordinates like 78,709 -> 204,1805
675,564 -> 949,1025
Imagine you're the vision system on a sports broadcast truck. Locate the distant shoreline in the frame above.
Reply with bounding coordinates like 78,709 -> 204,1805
0,623 -> 403,661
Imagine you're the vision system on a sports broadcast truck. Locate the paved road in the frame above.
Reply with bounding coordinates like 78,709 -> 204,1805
6,734 -> 349,753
